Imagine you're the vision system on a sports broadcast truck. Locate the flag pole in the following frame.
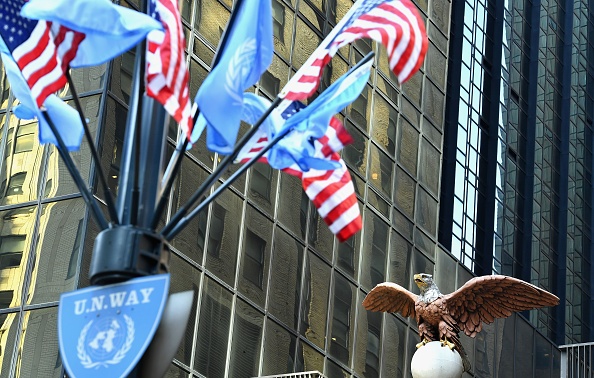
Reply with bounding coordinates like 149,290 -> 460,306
115,43 -> 143,225
65,70 -> 120,224
163,123 -> 292,240
161,51 -> 375,237
150,132 -> 188,229
130,0 -> 150,226
41,111 -> 109,230
159,96 -> 282,236
150,0 -> 246,230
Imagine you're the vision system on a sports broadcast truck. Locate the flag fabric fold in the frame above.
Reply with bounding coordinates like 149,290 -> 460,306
280,0 -> 427,102
194,0 -> 273,154
21,0 -> 162,68
269,57 -> 372,171
237,93 -> 362,242
0,48 -> 83,150
146,0 -> 193,139
0,0 -> 159,149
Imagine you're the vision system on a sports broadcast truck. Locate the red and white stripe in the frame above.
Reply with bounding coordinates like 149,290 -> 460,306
237,116 -> 362,241
12,21 -> 85,107
146,0 -> 193,139
280,0 -> 427,102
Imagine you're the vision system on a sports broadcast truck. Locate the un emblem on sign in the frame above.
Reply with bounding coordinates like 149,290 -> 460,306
59,274 -> 170,378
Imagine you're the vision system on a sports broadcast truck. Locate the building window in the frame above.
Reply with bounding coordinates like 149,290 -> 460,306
0,252 -> 21,270
365,330 -> 380,378
260,71 -> 281,98
119,50 -> 135,103
0,290 -> 13,309
272,0 -> 285,43
242,230 -> 265,288
337,235 -> 355,274
0,290 -> 13,330
0,235 -> 25,258
14,123 -> 35,153
67,220 -> 84,279
250,163 -> 273,201
208,204 -> 226,258
196,201 -> 208,253
331,276 -> 352,364
326,0 -> 337,23
7,173 -> 26,196
351,87 -> 368,125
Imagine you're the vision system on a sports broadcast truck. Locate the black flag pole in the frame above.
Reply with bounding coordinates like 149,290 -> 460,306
163,123 -> 293,240
150,133 -> 189,230
150,0 -> 246,230
159,96 -> 282,236
160,50 -> 376,236
65,70 -> 120,224
41,111 -> 109,230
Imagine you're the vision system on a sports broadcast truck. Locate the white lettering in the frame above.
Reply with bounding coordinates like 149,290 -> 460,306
109,292 -> 127,308
125,290 -> 139,306
140,288 -> 154,303
74,299 -> 86,315
90,296 -> 105,312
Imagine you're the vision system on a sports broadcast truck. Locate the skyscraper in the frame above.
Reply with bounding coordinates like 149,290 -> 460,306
439,0 -> 594,368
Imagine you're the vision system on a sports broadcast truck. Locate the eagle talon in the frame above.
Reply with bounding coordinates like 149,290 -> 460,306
416,338 -> 429,349
440,336 -> 456,350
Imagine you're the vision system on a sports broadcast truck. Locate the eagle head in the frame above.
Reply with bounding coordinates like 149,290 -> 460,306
414,273 -> 433,289
414,273 -> 441,302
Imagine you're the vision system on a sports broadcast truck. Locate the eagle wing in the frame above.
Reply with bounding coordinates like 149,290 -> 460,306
362,282 -> 418,318
444,275 -> 559,337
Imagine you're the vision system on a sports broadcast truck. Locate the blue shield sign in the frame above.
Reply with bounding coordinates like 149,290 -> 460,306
58,274 -> 170,378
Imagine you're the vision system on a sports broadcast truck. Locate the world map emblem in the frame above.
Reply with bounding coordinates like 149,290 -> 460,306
77,315 -> 135,369
59,274 -> 169,378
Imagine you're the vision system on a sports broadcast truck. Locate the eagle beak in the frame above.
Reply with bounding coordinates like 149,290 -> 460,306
414,274 -> 425,287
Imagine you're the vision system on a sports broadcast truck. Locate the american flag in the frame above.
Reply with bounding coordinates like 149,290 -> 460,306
237,104 -> 362,241
0,0 -> 85,107
146,0 -> 193,139
280,0 -> 427,101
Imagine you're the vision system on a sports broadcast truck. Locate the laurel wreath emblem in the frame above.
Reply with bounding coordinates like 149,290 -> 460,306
225,38 -> 257,106
77,315 -> 135,369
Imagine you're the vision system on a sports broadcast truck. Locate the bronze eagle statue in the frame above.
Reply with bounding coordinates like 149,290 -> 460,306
362,273 -> 559,372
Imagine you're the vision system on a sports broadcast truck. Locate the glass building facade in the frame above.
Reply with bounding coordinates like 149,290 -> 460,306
0,0 -> 586,377
440,0 -> 594,375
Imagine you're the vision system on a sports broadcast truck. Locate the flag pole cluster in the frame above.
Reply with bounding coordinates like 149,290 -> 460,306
0,0 -> 429,242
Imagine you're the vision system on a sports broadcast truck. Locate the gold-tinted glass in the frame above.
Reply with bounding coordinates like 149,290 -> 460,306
13,307 -> 60,377
228,299 -> 264,377
272,0 -> 295,61
0,114 -> 44,205
371,93 -> 398,157
194,277 -> 233,377
168,253 -> 199,366
238,205 -> 272,307
277,173 -> 308,239
299,251 -> 330,349
268,227 -> 303,328
396,117 -> 419,175
195,0 -> 230,50
368,144 -> 394,199
291,18 -> 322,71
204,187 -> 242,286
28,198 -> 86,305
418,137 -> 441,196
64,65 -> 107,97
261,319 -> 297,375
0,205 -> 37,309
0,311 -> 19,377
